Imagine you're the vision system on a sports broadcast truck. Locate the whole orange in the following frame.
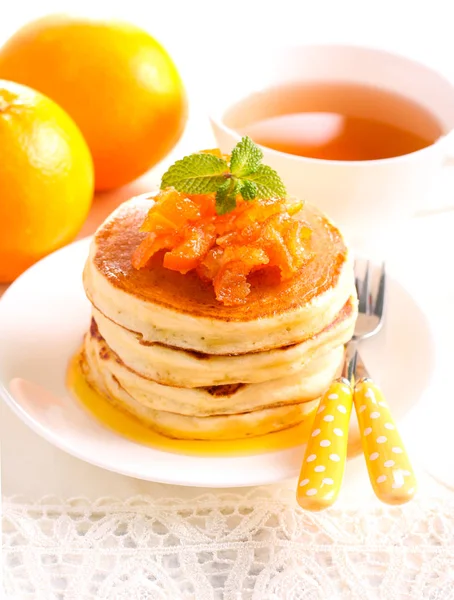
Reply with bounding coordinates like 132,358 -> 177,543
0,15 -> 187,191
0,80 -> 94,282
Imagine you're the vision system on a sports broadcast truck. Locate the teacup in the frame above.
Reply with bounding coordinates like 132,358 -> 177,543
210,44 -> 454,251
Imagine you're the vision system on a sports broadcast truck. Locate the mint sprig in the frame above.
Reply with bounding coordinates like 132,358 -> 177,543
160,136 -> 287,214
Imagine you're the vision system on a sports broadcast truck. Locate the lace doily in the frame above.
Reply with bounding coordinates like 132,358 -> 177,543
3,488 -> 454,600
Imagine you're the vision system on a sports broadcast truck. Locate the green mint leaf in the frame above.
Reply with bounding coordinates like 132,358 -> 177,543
229,136 -> 263,177
242,164 -> 287,199
240,180 -> 257,201
160,137 -> 286,215
216,179 -> 239,215
161,153 -> 228,194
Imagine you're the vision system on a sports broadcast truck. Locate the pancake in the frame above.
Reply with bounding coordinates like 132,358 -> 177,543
83,322 -> 345,416
80,345 -> 331,440
92,296 -> 356,387
83,197 -> 355,354
79,195 -> 357,441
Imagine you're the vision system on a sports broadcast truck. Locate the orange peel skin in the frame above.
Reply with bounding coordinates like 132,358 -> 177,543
132,188 -> 312,306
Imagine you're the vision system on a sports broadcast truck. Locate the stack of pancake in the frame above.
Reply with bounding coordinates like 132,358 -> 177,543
82,197 -> 357,440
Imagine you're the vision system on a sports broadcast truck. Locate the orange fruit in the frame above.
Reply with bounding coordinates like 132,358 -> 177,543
0,80 -> 94,282
0,15 -> 187,191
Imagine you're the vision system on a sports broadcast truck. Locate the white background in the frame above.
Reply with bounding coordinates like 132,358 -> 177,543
1,0 -> 454,84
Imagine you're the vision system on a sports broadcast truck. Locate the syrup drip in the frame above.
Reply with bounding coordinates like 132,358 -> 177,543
67,352 -> 323,457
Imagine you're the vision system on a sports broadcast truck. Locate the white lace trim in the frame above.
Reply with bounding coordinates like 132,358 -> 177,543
3,489 -> 454,599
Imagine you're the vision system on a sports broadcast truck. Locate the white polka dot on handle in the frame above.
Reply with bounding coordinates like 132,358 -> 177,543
311,428 -> 321,437
370,412 -> 380,419
365,388 -> 376,400
377,475 -> 387,483
364,427 -> 372,436
378,401 -> 387,407
299,478 -> 309,487
370,452 -> 379,461
322,478 -> 334,485
337,405 -> 347,414
384,460 -> 395,468
329,454 -> 340,462
314,465 -> 326,472
306,488 -> 317,496
306,454 -> 316,462
317,405 -> 326,414
323,415 -> 334,422
320,440 -> 331,447
359,405 -> 367,413
327,393 -> 338,400
392,481 -> 403,489
333,428 -> 343,436
392,447 -> 403,454
377,436 -> 387,444
384,423 -> 395,430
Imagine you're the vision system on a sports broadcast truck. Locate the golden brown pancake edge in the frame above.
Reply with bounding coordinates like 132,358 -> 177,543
91,197 -> 349,322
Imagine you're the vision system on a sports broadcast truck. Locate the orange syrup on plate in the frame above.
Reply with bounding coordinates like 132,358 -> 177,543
66,351 -> 320,457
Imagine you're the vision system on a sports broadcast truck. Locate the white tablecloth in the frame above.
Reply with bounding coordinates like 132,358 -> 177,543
4,491 -> 454,600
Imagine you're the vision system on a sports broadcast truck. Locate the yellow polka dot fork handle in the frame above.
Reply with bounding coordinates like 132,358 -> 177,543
297,344 -> 417,511
354,378 -> 417,505
297,378 -> 353,511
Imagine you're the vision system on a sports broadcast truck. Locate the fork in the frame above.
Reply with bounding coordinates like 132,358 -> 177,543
297,262 -> 416,510
352,262 -> 416,505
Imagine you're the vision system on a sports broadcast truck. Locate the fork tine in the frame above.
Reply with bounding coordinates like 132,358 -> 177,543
358,261 -> 371,314
355,276 -> 361,298
373,262 -> 386,318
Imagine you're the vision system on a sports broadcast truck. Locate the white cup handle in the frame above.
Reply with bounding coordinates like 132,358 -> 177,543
414,135 -> 454,217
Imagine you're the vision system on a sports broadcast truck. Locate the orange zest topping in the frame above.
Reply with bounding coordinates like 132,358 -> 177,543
132,189 -> 311,306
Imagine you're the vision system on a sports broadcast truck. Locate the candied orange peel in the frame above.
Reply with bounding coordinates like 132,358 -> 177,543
132,188 -> 312,306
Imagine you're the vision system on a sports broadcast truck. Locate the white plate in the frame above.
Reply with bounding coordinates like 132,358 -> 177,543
0,238 -> 435,487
